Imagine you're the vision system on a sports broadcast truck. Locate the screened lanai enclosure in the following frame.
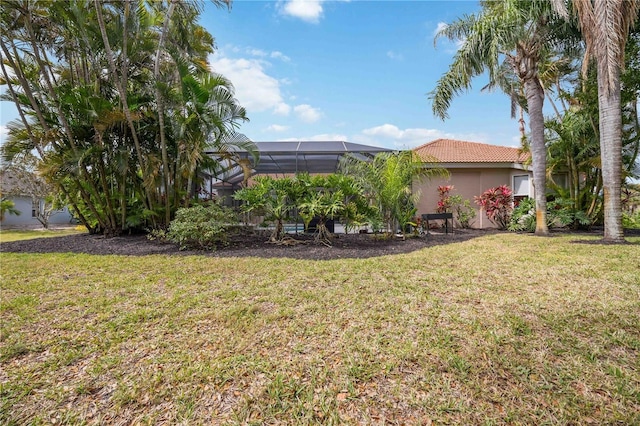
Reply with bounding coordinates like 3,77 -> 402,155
203,140 -> 391,203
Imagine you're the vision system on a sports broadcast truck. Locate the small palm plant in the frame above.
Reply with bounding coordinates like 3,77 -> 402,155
299,188 -> 344,244
325,174 -> 371,234
234,176 -> 296,242
340,151 -> 446,239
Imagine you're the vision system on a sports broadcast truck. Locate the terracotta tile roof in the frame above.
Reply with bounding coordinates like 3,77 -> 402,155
413,139 -> 530,163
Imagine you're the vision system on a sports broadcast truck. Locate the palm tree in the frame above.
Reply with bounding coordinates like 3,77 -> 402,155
546,108 -> 603,225
0,196 -> 20,222
431,0 -> 569,236
150,0 -> 231,224
233,176 -> 296,242
94,0 -> 151,211
298,176 -> 345,244
170,69 -> 254,206
552,0 -> 640,242
339,151 -> 443,237
1,0 -> 250,235
0,0 -> 114,232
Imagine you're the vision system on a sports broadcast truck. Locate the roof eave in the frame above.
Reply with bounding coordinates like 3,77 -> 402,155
422,161 -> 530,170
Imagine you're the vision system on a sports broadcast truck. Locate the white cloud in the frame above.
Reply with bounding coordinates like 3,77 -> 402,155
274,103 -> 292,115
386,50 -> 403,61
239,47 -> 291,62
433,21 -> 448,37
271,51 -> 291,62
266,124 -> 290,132
362,124 -> 403,139
0,125 -> 8,147
294,104 -> 322,123
433,21 -> 465,53
359,124 -> 488,148
210,56 -> 291,116
280,0 -> 324,23
247,48 -> 267,57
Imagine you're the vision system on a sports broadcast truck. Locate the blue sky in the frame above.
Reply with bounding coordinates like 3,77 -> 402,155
0,0 -> 522,150
204,0 -> 520,149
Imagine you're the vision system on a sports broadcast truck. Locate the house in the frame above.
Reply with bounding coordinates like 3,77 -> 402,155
413,139 -> 532,229
0,169 -> 75,228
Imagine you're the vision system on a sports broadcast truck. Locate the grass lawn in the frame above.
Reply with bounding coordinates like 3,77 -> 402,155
0,228 -> 86,243
1,232 -> 639,425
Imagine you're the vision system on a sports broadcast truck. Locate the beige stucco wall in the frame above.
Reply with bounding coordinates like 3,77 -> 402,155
415,167 -> 532,229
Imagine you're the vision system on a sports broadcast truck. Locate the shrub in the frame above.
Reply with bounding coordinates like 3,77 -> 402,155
435,186 -> 475,228
450,195 -> 476,228
547,198 -> 591,228
622,211 -> 640,229
166,203 -> 238,250
233,176 -> 297,242
436,185 -> 454,213
508,198 -> 536,232
508,197 -> 592,232
475,185 -> 513,230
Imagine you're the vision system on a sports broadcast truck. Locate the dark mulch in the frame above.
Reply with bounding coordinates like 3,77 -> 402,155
2,227 -> 635,260
0,229 -> 494,260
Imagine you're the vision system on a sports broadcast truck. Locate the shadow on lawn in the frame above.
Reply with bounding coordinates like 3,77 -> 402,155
0,229 -> 495,260
568,228 -> 640,245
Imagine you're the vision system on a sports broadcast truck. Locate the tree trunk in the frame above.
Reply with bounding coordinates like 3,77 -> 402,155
3,38 -> 108,231
597,69 -> 625,242
94,0 -> 153,216
155,0 -> 178,226
524,76 -> 549,235
0,40 -> 49,150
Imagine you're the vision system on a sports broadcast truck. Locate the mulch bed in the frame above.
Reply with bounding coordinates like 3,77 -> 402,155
0,229 -> 492,260
2,228 -> 635,260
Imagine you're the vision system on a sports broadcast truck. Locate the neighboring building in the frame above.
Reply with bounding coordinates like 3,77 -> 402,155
0,169 -> 75,228
414,139 -> 532,229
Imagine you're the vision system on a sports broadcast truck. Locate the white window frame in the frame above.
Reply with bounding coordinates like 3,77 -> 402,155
512,174 -> 530,197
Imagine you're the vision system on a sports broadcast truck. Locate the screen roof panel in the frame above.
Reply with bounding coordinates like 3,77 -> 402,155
206,141 -> 392,186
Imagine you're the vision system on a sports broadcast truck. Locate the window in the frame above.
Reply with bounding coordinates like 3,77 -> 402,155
551,173 -> 568,189
31,199 -> 39,217
513,175 -> 530,197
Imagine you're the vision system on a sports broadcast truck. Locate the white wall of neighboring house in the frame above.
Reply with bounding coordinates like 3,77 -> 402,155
1,195 -> 75,228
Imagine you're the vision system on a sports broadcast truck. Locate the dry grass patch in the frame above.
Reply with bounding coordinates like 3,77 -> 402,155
1,233 -> 639,424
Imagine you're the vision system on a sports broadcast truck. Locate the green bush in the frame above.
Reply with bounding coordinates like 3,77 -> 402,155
547,198 -> 591,228
508,197 -> 591,232
508,198 -> 536,232
449,195 -> 476,228
622,211 -> 640,229
166,203 -> 238,250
